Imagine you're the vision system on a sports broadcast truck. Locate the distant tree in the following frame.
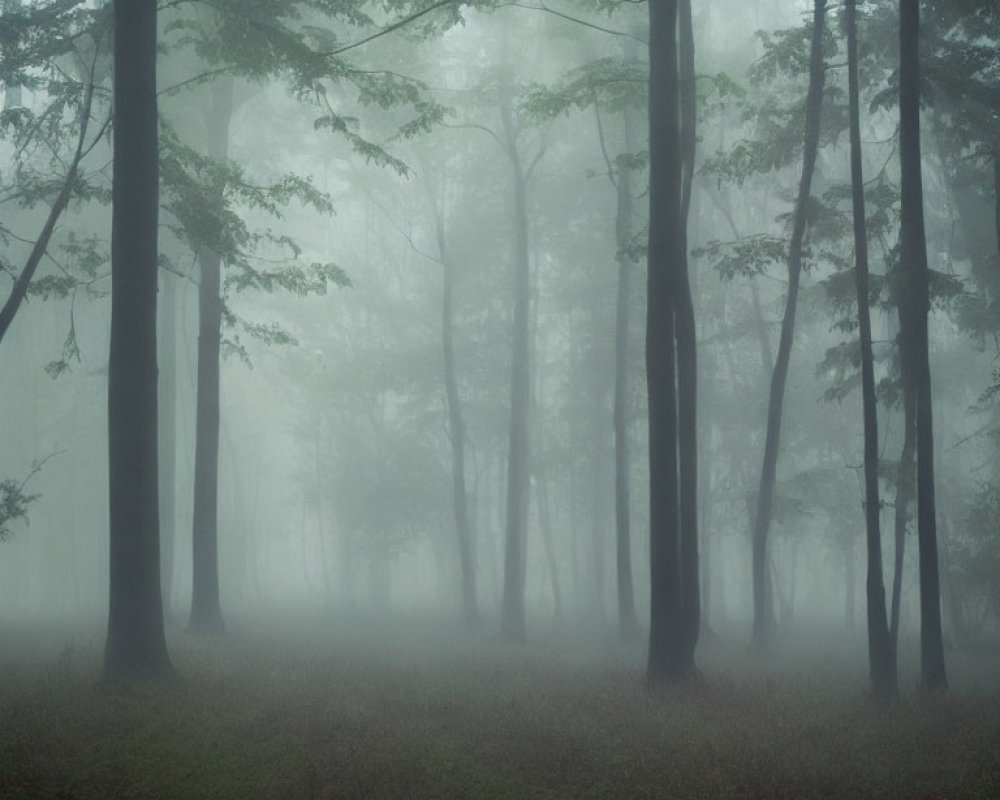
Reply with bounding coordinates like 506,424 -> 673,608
103,0 -> 172,682
845,0 -> 895,696
519,17 -> 648,637
749,0 -> 827,652
499,88 -> 540,644
898,0 -> 946,692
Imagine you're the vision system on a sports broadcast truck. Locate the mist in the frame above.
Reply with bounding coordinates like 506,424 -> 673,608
1,1 -> 999,798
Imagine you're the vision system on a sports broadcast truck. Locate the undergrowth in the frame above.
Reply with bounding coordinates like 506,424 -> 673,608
1,619 -> 998,799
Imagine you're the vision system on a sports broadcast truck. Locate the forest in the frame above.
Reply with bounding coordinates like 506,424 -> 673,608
1,0 -> 999,798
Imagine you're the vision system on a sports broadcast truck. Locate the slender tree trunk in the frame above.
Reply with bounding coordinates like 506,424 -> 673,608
158,265 -> 179,619
500,99 -> 531,643
899,0 -> 947,691
188,75 -> 234,634
847,0 -> 896,695
676,0 -> 700,660
751,0 -> 827,652
436,208 -> 479,628
891,382 -> 914,644
589,291 -> 608,621
843,538 -> 856,631
534,464 -> 563,619
103,0 -> 172,682
613,136 -> 640,640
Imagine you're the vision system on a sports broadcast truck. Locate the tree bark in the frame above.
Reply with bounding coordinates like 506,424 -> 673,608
103,0 -> 172,682
500,96 -> 531,643
613,144 -> 640,640
647,0 -> 698,682
899,0 -> 947,691
846,0 -> 896,696
677,0 -> 700,660
890,382 -> 915,645
751,0 -> 827,652
534,464 -> 563,620
188,75 -> 234,635
158,268 -> 177,618
435,203 -> 479,628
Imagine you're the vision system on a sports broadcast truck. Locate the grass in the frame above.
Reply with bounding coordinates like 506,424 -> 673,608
1,616 -> 999,799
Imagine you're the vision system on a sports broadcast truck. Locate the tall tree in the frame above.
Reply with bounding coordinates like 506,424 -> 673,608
676,0 -> 700,660
646,0 -> 699,683
898,0 -> 946,691
103,0 -> 172,682
430,178 -> 479,628
846,0 -> 895,696
750,0 -> 827,651
500,90 -> 534,643
188,74 -> 234,635
613,101 -> 640,641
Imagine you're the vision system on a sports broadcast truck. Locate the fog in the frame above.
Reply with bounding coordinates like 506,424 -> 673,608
2,1 -> 999,797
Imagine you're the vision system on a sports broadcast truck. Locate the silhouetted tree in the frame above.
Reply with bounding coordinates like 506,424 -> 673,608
898,0 -> 946,691
188,75 -> 234,635
845,0 -> 895,696
646,0 -> 699,683
103,0 -> 172,682
500,90 -> 534,644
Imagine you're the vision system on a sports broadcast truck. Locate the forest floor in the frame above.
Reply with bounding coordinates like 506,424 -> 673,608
1,612 -> 999,800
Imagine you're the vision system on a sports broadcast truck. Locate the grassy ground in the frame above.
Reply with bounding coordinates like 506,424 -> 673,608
1,616 -> 999,799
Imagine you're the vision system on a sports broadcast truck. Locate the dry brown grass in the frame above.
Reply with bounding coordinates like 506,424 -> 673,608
1,616 -> 998,799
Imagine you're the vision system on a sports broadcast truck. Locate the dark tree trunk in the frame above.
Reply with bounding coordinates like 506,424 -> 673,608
899,0 -> 947,691
103,0 -> 172,682
646,0 -> 698,683
500,98 -> 531,644
751,0 -> 827,652
890,383 -> 915,645
435,207 -> 479,628
188,75 -> 234,635
846,0 -> 896,696
676,0 -> 700,660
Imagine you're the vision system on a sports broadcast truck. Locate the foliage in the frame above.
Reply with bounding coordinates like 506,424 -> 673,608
954,482 -> 1000,628
0,457 -> 53,543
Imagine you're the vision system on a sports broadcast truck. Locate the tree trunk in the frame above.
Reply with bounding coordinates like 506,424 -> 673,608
899,0 -> 947,692
188,75 -> 234,635
891,382 -> 915,644
677,0 -> 700,660
613,135 -> 640,640
500,98 -> 531,643
534,464 -> 563,619
436,207 -> 479,628
158,267 -> 178,619
846,0 -> 896,695
843,537 -> 856,631
751,0 -> 827,652
103,0 -> 172,682
647,0 -> 698,682
589,293 -> 608,621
